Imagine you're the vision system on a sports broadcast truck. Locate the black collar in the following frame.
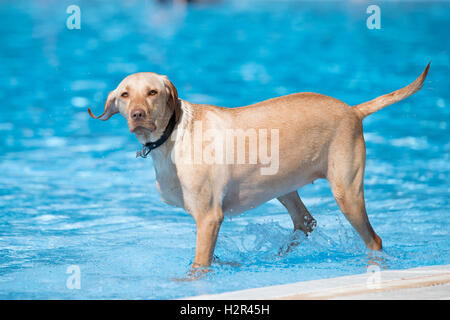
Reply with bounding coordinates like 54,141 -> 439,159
136,111 -> 177,158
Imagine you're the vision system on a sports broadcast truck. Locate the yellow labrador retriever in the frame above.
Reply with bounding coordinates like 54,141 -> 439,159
88,63 -> 429,271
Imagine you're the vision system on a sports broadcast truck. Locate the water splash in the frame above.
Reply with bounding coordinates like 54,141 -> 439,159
213,214 -> 372,268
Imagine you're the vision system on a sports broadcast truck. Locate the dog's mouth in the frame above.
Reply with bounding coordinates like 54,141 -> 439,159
129,122 -> 156,134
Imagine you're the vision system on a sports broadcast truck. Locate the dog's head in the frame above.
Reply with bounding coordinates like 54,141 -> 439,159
88,72 -> 179,144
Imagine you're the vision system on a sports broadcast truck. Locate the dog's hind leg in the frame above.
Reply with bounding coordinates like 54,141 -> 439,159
278,191 -> 317,235
327,135 -> 382,251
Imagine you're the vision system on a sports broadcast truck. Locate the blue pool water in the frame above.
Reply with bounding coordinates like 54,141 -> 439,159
0,0 -> 449,299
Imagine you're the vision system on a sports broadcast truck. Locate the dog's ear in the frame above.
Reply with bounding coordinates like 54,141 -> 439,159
88,90 -> 119,121
163,77 -> 180,123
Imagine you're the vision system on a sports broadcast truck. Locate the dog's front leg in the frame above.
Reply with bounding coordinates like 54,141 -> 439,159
192,207 -> 224,269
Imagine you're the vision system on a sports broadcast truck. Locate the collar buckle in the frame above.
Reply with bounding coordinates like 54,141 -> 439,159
136,144 -> 152,158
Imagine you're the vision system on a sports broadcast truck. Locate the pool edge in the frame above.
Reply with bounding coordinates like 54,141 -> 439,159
181,264 -> 450,300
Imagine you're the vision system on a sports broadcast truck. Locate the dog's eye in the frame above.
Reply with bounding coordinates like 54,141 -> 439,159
121,92 -> 129,98
148,90 -> 158,96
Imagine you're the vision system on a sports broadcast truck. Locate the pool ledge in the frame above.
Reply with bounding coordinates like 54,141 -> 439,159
182,264 -> 450,300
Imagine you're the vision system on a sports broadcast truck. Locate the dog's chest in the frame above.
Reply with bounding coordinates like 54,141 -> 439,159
155,177 -> 183,207
153,159 -> 184,208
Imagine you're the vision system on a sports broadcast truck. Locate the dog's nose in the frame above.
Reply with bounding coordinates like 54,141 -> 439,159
131,108 -> 146,120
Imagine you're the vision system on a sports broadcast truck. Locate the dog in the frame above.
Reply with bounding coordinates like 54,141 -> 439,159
88,63 -> 429,272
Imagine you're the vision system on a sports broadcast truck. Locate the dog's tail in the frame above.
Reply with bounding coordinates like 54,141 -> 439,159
353,62 -> 430,119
